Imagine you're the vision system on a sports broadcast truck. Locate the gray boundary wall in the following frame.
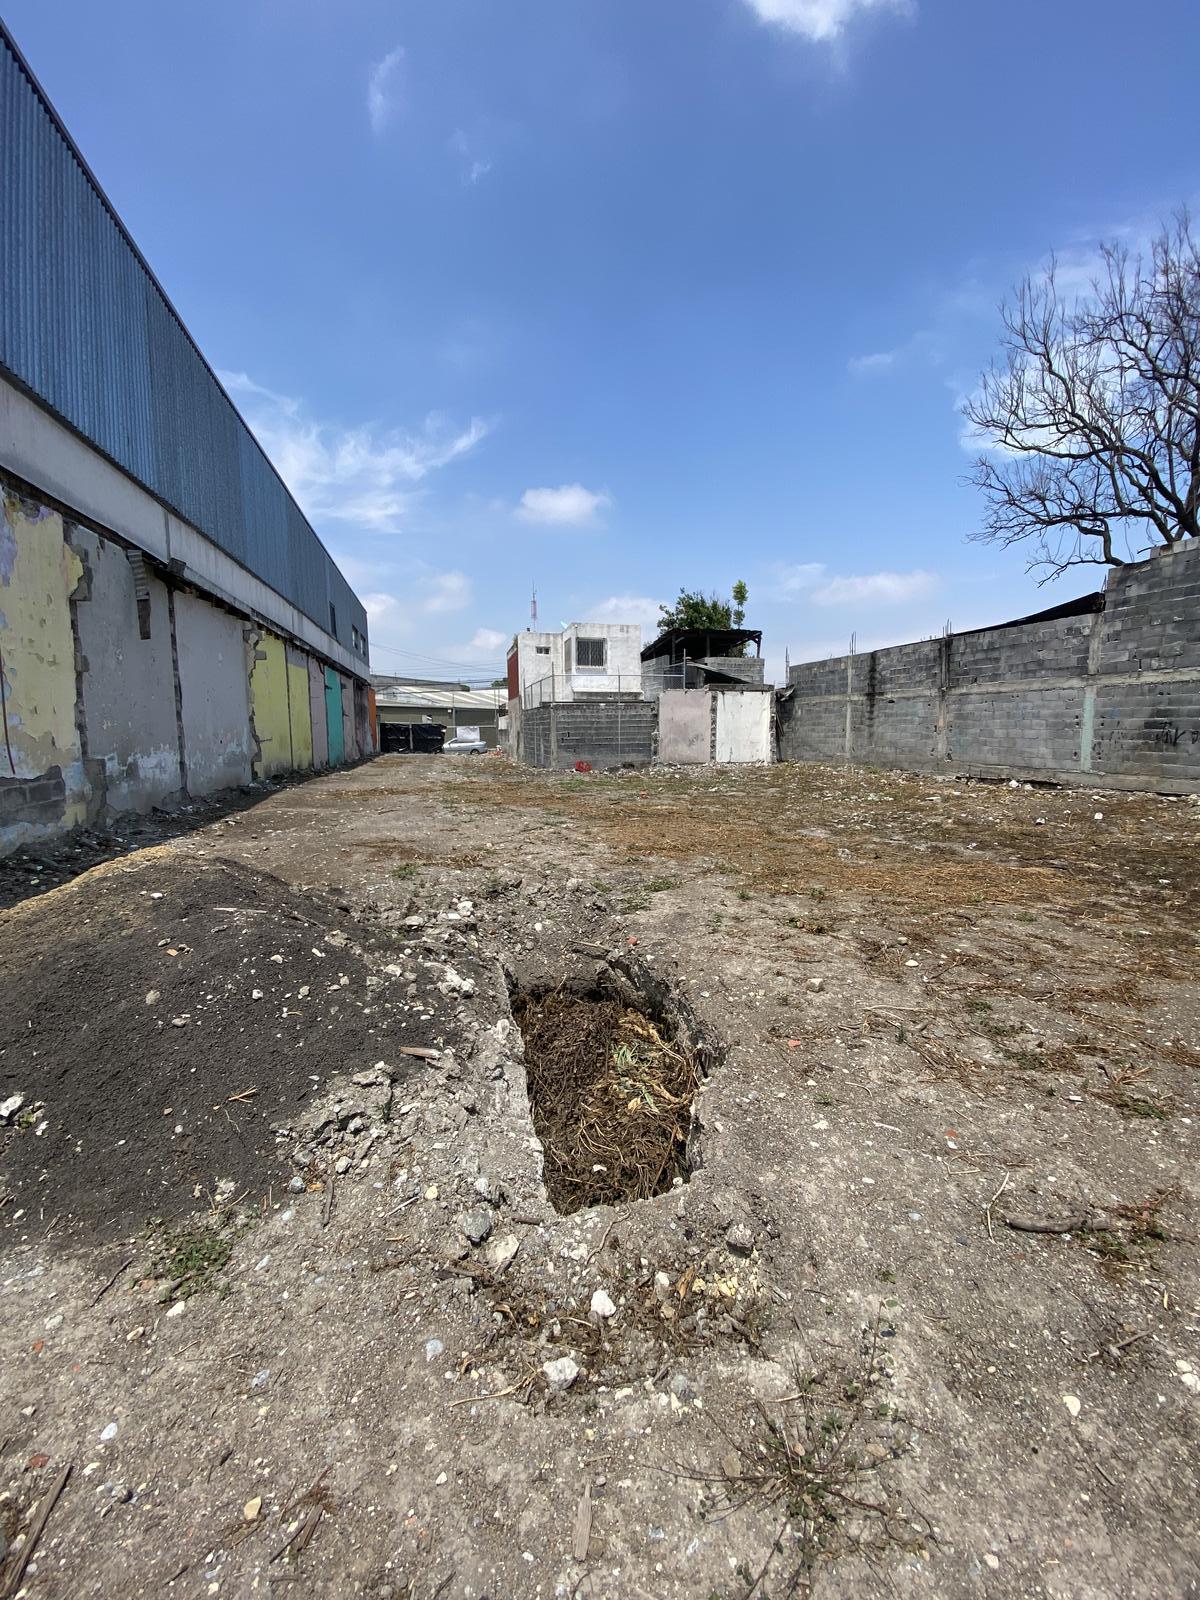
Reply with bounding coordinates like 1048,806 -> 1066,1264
520,702 -> 655,769
521,689 -> 775,769
778,540 -> 1200,793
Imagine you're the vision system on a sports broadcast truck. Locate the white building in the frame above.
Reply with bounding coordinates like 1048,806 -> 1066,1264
507,622 -> 643,707
505,621 -> 643,757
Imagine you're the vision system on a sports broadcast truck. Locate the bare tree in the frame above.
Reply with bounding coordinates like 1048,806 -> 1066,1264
965,212 -> 1200,579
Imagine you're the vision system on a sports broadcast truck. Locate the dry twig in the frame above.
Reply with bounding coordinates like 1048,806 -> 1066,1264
1,1461 -> 71,1599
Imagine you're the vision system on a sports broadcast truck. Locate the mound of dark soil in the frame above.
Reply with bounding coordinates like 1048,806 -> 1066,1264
0,853 -> 449,1244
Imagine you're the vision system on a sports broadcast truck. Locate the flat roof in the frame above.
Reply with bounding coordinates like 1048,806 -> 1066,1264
642,626 -> 763,661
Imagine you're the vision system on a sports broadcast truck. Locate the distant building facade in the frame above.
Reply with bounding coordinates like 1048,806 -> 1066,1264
372,678 -> 505,750
505,623 -> 644,764
507,623 -> 644,708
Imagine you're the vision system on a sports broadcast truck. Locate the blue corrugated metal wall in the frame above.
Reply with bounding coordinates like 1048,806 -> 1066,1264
0,27 -> 368,659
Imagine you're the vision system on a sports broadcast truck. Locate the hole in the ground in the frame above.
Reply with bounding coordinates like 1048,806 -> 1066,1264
510,958 -> 718,1215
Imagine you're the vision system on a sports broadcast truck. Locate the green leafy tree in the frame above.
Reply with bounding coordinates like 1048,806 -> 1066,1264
657,581 -> 750,635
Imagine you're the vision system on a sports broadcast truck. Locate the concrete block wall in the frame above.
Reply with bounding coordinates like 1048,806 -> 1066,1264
0,481 -> 374,853
522,690 -> 773,769
520,701 -> 655,769
780,540 -> 1200,792
701,655 -> 766,686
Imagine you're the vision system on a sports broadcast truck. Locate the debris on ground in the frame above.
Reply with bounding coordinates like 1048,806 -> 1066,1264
0,755 -> 1196,1599
513,990 -> 700,1212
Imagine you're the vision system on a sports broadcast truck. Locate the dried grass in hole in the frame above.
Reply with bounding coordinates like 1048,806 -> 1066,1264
514,990 -> 698,1213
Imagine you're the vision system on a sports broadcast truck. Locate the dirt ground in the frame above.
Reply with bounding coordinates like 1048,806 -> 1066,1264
0,754 -> 1197,1600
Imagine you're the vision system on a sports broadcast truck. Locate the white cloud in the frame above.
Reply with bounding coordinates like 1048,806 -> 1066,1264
811,569 -> 939,606
367,46 -> 404,136
466,627 -> 508,654
362,591 -> 400,624
517,484 -> 611,526
586,594 -> 663,627
769,562 -> 937,607
354,575 -> 473,626
220,371 -> 491,534
848,348 -> 899,376
774,562 -> 827,593
421,571 -> 471,614
451,129 -> 493,186
740,0 -> 911,43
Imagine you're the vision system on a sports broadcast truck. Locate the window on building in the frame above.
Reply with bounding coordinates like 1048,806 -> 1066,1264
330,602 -> 338,638
535,645 -> 550,655
575,637 -> 606,670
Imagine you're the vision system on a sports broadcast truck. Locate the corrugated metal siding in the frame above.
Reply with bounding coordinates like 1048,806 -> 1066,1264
0,28 -> 368,660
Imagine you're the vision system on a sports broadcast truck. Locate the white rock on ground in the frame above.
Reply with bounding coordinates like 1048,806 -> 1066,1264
590,1289 -> 617,1319
542,1356 -> 580,1391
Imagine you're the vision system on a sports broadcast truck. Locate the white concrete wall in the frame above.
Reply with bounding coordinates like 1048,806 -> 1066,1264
714,690 -> 772,763
562,622 -> 642,698
657,690 -> 711,764
513,631 -> 564,703
69,526 -> 183,813
173,591 -> 254,794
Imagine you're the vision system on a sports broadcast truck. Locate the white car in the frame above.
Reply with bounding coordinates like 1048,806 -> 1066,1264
442,733 -> 488,755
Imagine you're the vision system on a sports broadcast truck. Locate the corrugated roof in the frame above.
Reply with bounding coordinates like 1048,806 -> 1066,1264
0,22 -> 367,657
374,686 -> 505,713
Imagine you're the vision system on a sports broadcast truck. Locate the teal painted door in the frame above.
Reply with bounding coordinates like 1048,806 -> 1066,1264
325,667 -> 345,765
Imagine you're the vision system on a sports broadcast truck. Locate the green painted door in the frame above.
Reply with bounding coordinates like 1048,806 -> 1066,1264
325,667 -> 345,765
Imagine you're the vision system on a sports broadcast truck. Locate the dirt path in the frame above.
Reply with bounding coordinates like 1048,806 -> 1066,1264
1,754 -> 1197,1599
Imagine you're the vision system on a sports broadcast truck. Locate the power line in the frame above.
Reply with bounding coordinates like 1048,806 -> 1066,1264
367,639 -> 507,675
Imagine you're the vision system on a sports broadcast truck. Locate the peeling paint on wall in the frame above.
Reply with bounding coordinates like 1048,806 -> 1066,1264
173,590 -> 253,794
286,644 -> 314,771
307,656 -> 329,769
249,630 -> 294,779
340,674 -> 358,763
1,484 -> 372,855
0,493 -> 89,840
69,524 -> 182,815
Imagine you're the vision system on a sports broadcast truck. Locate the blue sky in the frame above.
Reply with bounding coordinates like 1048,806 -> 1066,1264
7,0 -> 1198,683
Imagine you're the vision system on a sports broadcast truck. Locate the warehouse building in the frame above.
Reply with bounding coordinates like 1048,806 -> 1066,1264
0,24 -> 375,854
372,679 -> 505,751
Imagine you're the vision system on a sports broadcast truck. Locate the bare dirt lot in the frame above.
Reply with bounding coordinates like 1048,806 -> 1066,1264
1,754 -> 1198,1600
